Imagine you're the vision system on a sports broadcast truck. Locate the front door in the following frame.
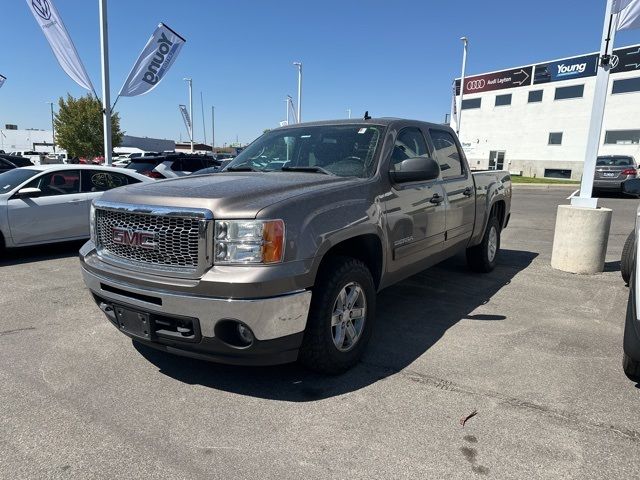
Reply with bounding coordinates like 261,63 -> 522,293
489,151 -> 506,170
7,169 -> 86,245
384,127 -> 446,276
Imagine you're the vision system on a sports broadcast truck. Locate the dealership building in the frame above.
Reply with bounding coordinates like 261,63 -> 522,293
452,44 -> 640,179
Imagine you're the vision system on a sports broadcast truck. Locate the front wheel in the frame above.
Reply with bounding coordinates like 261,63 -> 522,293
467,216 -> 501,273
299,256 -> 376,375
621,230 -> 634,285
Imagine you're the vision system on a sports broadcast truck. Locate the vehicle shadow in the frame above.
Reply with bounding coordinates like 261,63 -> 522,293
135,248 -> 538,401
0,240 -> 85,267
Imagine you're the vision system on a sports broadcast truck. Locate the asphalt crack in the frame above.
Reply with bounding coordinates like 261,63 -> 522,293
0,327 -> 36,336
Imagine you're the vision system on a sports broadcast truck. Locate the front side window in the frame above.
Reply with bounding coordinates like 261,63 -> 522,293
429,130 -> 464,179
25,170 -> 80,196
389,128 -> 429,172
226,124 -> 383,178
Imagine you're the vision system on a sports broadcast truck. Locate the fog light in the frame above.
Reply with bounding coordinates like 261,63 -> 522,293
237,324 -> 254,344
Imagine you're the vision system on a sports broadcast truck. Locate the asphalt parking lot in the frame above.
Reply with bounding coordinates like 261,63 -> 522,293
1,185 -> 639,479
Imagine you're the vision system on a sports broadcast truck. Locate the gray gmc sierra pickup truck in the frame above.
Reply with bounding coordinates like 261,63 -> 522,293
80,118 -> 511,373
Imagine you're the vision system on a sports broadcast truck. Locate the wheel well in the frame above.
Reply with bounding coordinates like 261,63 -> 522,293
318,234 -> 383,289
491,200 -> 506,228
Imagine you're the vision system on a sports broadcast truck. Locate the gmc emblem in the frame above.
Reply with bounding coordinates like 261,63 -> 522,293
112,227 -> 158,250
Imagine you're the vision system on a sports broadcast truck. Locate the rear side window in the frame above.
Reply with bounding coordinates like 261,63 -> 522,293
80,170 -> 135,192
389,128 -> 429,172
429,130 -> 464,179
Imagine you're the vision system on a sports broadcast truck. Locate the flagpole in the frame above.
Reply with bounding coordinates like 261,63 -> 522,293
98,0 -> 113,166
571,0 -> 618,208
456,37 -> 468,136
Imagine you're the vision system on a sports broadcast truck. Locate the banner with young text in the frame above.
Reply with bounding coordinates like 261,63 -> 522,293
118,23 -> 186,97
25,0 -> 94,91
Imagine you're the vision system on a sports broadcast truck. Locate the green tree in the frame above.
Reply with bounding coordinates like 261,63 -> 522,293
54,94 -> 123,158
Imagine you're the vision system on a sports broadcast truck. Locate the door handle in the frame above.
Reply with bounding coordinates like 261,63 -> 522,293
430,193 -> 444,204
463,187 -> 473,197
67,198 -> 83,203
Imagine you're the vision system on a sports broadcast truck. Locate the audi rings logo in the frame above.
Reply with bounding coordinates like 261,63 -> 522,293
466,79 -> 486,91
32,0 -> 52,21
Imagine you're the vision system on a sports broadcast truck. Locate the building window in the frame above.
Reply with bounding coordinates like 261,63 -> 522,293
548,132 -> 563,145
554,84 -> 584,100
495,94 -> 512,106
612,77 -> 640,94
605,130 -> 640,145
528,90 -> 543,103
544,169 -> 572,179
461,98 -> 481,110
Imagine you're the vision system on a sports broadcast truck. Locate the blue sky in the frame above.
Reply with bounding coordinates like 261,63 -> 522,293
0,0 -> 638,146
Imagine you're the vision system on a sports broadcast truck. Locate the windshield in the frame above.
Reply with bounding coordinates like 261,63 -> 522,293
226,124 -> 384,178
596,156 -> 634,166
0,169 -> 39,194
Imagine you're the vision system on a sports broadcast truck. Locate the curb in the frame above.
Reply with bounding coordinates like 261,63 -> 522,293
512,183 -> 579,188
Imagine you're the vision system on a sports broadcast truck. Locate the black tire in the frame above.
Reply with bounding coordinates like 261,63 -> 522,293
466,215 -> 501,273
299,256 -> 376,375
621,230 -> 634,285
623,274 -> 640,382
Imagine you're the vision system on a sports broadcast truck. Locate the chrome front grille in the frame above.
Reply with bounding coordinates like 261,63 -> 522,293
94,201 -> 213,278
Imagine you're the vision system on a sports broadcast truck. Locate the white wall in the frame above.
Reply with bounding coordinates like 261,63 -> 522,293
456,70 -> 640,179
0,129 -> 54,153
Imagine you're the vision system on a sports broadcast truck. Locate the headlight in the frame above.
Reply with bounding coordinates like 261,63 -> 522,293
89,203 -> 96,243
214,220 -> 285,264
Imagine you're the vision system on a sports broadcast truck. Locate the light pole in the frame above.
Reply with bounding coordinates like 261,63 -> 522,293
293,62 -> 302,123
347,108 -> 351,119
211,106 -> 215,151
183,77 -> 194,152
99,0 -> 113,165
456,36 -> 469,137
46,101 -> 56,153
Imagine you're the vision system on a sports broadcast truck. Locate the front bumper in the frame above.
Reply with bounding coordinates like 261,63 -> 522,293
81,253 -> 312,366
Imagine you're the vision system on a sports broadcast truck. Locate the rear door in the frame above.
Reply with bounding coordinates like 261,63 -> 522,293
384,127 -> 446,273
427,128 -> 476,248
7,169 -> 86,245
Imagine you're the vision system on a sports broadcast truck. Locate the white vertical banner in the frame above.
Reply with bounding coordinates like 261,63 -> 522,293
450,81 -> 458,133
0,74 -> 6,89
118,23 -> 186,97
25,0 -> 94,92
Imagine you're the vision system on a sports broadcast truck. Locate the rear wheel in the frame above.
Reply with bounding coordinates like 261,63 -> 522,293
621,230 -> 634,285
299,256 -> 376,375
467,215 -> 501,273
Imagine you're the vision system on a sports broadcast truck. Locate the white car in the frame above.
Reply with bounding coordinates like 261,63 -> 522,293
0,165 -> 150,249
8,151 -> 63,165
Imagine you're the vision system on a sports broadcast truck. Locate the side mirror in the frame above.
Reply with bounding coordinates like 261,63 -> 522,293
14,187 -> 42,199
389,157 -> 440,184
623,178 -> 640,197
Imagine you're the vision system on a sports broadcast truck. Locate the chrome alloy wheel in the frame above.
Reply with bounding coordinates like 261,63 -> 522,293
488,226 -> 498,263
331,282 -> 367,352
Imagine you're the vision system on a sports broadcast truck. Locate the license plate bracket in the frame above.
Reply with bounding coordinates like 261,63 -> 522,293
114,305 -> 151,340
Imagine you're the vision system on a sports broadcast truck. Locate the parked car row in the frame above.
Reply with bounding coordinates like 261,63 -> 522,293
124,152 -> 223,178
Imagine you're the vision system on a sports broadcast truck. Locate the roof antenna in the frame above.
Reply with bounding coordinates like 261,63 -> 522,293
364,111 -> 371,120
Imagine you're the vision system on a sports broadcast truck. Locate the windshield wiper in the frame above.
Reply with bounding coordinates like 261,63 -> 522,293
281,166 -> 335,176
226,165 -> 261,172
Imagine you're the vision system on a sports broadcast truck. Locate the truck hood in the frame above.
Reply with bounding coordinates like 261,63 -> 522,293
99,171 -> 360,218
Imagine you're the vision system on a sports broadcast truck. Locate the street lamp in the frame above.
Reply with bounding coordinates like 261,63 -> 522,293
456,36 -> 469,136
183,77 -> 194,152
46,101 -> 56,153
347,108 -> 351,119
293,62 -> 302,123
211,106 -> 215,151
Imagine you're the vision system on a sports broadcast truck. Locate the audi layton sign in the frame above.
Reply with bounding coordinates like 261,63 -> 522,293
455,66 -> 533,95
